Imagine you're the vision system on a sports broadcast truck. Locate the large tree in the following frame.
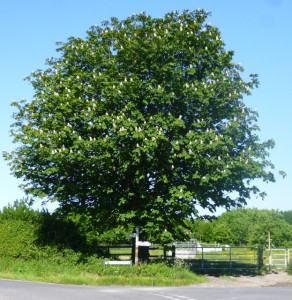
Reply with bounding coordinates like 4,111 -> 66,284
5,10 -> 277,241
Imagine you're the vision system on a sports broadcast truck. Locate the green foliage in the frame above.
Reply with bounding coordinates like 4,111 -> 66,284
159,231 -> 175,245
0,200 -> 40,259
90,224 -> 132,244
36,211 -> 89,252
0,256 -> 204,286
0,198 -> 39,222
0,202 -> 204,286
0,219 -> 37,259
280,210 -> 292,225
0,201 -> 135,258
286,261 -> 292,276
191,208 -> 292,247
5,9 -> 277,242
212,222 -> 234,244
0,201 -> 91,257
187,219 -> 215,243
57,210 -> 134,245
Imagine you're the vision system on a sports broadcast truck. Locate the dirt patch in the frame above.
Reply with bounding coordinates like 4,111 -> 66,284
196,272 -> 292,287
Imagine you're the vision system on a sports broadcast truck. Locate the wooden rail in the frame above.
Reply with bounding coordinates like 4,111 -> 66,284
104,260 -> 132,266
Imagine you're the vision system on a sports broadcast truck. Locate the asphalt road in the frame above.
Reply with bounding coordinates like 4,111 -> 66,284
0,279 -> 291,300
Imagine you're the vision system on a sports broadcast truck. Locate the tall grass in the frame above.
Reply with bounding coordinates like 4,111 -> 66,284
0,252 -> 205,286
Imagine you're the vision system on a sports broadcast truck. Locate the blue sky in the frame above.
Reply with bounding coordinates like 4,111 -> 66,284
0,0 -> 290,213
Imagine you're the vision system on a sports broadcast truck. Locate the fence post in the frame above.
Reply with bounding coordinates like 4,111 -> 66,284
171,244 -> 175,259
163,246 -> 166,260
229,246 -> 232,270
201,247 -> 204,270
269,249 -> 273,273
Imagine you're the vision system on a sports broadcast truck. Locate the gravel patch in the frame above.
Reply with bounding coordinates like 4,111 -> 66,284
196,272 -> 292,287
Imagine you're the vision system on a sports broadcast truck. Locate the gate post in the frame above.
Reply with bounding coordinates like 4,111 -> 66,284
269,249 -> 272,273
171,244 -> 175,259
257,247 -> 264,270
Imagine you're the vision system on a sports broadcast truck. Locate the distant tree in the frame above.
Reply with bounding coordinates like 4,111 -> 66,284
246,209 -> 292,247
215,209 -> 251,245
208,208 -> 292,247
187,219 -> 214,243
280,210 -> 292,225
212,222 -> 235,245
4,10 -> 278,242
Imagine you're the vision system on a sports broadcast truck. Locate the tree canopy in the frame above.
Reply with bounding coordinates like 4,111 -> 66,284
4,9 -> 277,242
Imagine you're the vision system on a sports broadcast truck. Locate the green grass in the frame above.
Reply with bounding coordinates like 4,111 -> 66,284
0,256 -> 206,286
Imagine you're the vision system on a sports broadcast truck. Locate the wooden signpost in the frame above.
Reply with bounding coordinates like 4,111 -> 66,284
127,227 -> 151,266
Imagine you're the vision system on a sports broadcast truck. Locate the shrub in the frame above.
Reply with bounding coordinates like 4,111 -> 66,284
286,261 -> 292,275
0,219 -> 38,259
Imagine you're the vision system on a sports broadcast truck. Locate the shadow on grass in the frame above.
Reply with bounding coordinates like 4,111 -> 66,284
184,259 -> 261,277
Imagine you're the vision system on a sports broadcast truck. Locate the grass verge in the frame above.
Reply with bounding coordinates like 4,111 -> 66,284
0,257 -> 206,286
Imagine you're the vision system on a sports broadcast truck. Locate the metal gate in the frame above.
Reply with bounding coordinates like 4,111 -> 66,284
174,240 -> 198,259
176,245 -> 259,272
270,249 -> 287,270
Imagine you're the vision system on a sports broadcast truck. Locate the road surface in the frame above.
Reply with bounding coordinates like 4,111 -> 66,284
0,279 -> 291,300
